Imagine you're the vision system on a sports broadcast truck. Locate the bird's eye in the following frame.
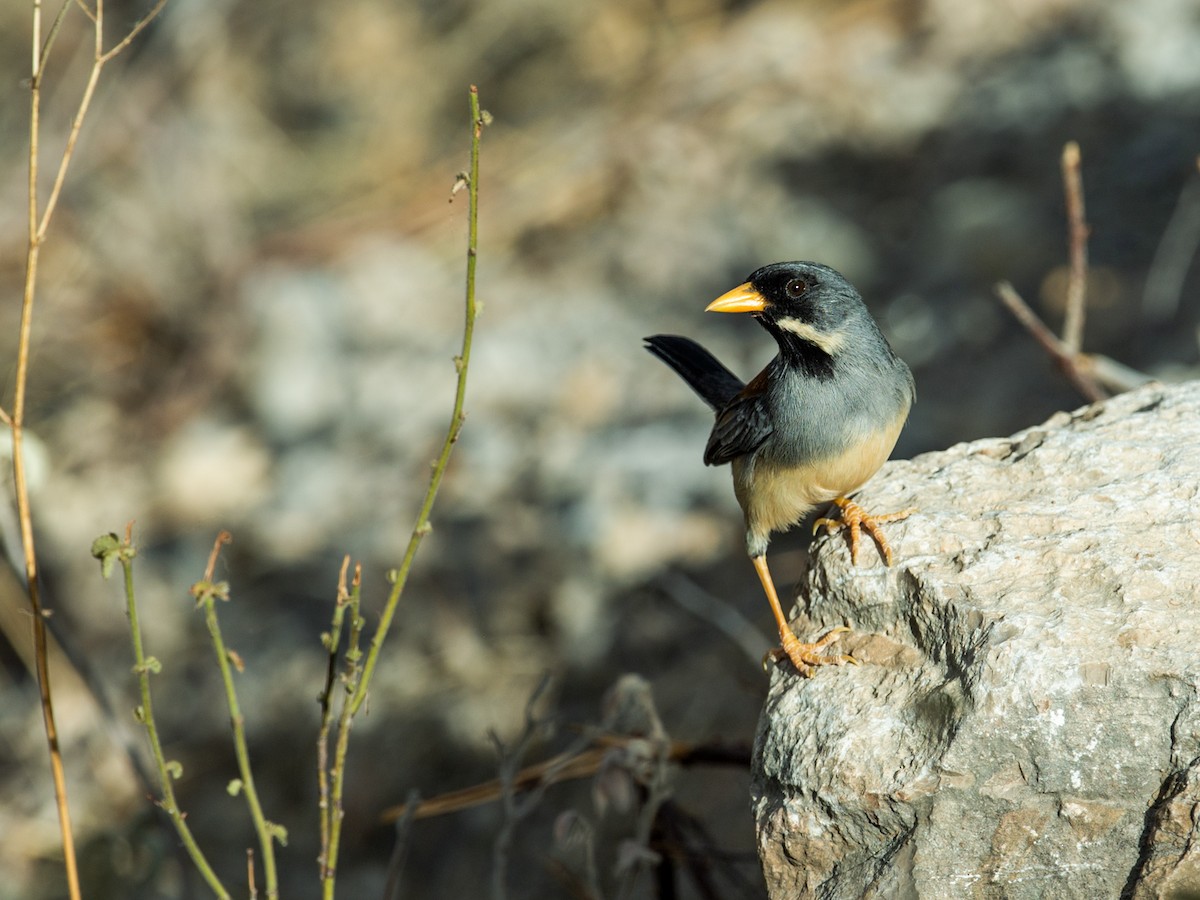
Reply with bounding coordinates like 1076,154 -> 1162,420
785,278 -> 808,299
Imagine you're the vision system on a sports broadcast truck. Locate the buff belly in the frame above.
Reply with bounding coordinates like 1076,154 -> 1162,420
733,409 -> 907,553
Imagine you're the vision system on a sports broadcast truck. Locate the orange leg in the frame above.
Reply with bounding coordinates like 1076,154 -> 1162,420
814,497 -> 915,566
751,555 -> 856,677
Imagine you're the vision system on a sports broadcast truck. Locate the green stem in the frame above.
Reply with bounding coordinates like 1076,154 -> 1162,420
316,558 -> 351,881
349,84 -> 485,715
119,545 -> 229,899
198,579 -> 281,898
317,84 -> 486,899
321,573 -> 364,899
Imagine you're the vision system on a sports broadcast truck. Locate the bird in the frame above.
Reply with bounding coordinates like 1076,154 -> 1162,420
645,261 -> 915,676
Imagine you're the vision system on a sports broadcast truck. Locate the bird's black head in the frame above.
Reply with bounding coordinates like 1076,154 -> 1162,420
706,261 -> 878,368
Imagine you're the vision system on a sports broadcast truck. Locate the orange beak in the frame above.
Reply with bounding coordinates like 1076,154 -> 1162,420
705,282 -> 768,314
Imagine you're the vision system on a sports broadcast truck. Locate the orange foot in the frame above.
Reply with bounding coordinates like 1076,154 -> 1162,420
766,625 -> 859,677
814,497 -> 915,566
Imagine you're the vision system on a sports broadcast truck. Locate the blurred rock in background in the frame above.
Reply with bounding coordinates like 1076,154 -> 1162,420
1,0 -> 1198,896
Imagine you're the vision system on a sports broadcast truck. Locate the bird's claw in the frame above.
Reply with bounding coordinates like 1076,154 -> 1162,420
766,625 -> 859,676
815,498 -> 915,566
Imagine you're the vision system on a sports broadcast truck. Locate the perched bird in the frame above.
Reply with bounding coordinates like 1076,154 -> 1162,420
645,262 -> 915,675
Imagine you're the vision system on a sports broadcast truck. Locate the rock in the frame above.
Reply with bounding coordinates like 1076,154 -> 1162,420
752,381 -> 1200,899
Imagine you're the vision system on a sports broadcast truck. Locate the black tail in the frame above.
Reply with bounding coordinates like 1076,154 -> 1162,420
644,334 -> 744,412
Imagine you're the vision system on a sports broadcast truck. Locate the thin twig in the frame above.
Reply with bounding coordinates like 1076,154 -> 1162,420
657,572 -> 770,669
92,526 -> 231,898
39,0 -> 168,241
615,742 -> 673,900
995,282 -> 1106,402
381,788 -> 421,900
491,676 -> 595,900
1142,156 -> 1200,320
321,563 -> 363,899
378,736 -> 749,823
1060,141 -> 1089,353
1088,354 -> 1155,394
72,0 -> 95,24
348,86 -> 488,719
13,12 -> 80,893
37,1 -> 76,72
320,85 -> 489,893
99,0 -> 168,62
14,2 -> 171,895
317,555 -> 352,878
997,143 -> 1164,402
191,532 -> 284,899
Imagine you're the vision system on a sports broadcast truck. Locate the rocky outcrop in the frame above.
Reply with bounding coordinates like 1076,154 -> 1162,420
753,381 -> 1200,899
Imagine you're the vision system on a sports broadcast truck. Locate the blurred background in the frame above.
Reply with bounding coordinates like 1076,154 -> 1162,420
2,0 -> 1199,896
